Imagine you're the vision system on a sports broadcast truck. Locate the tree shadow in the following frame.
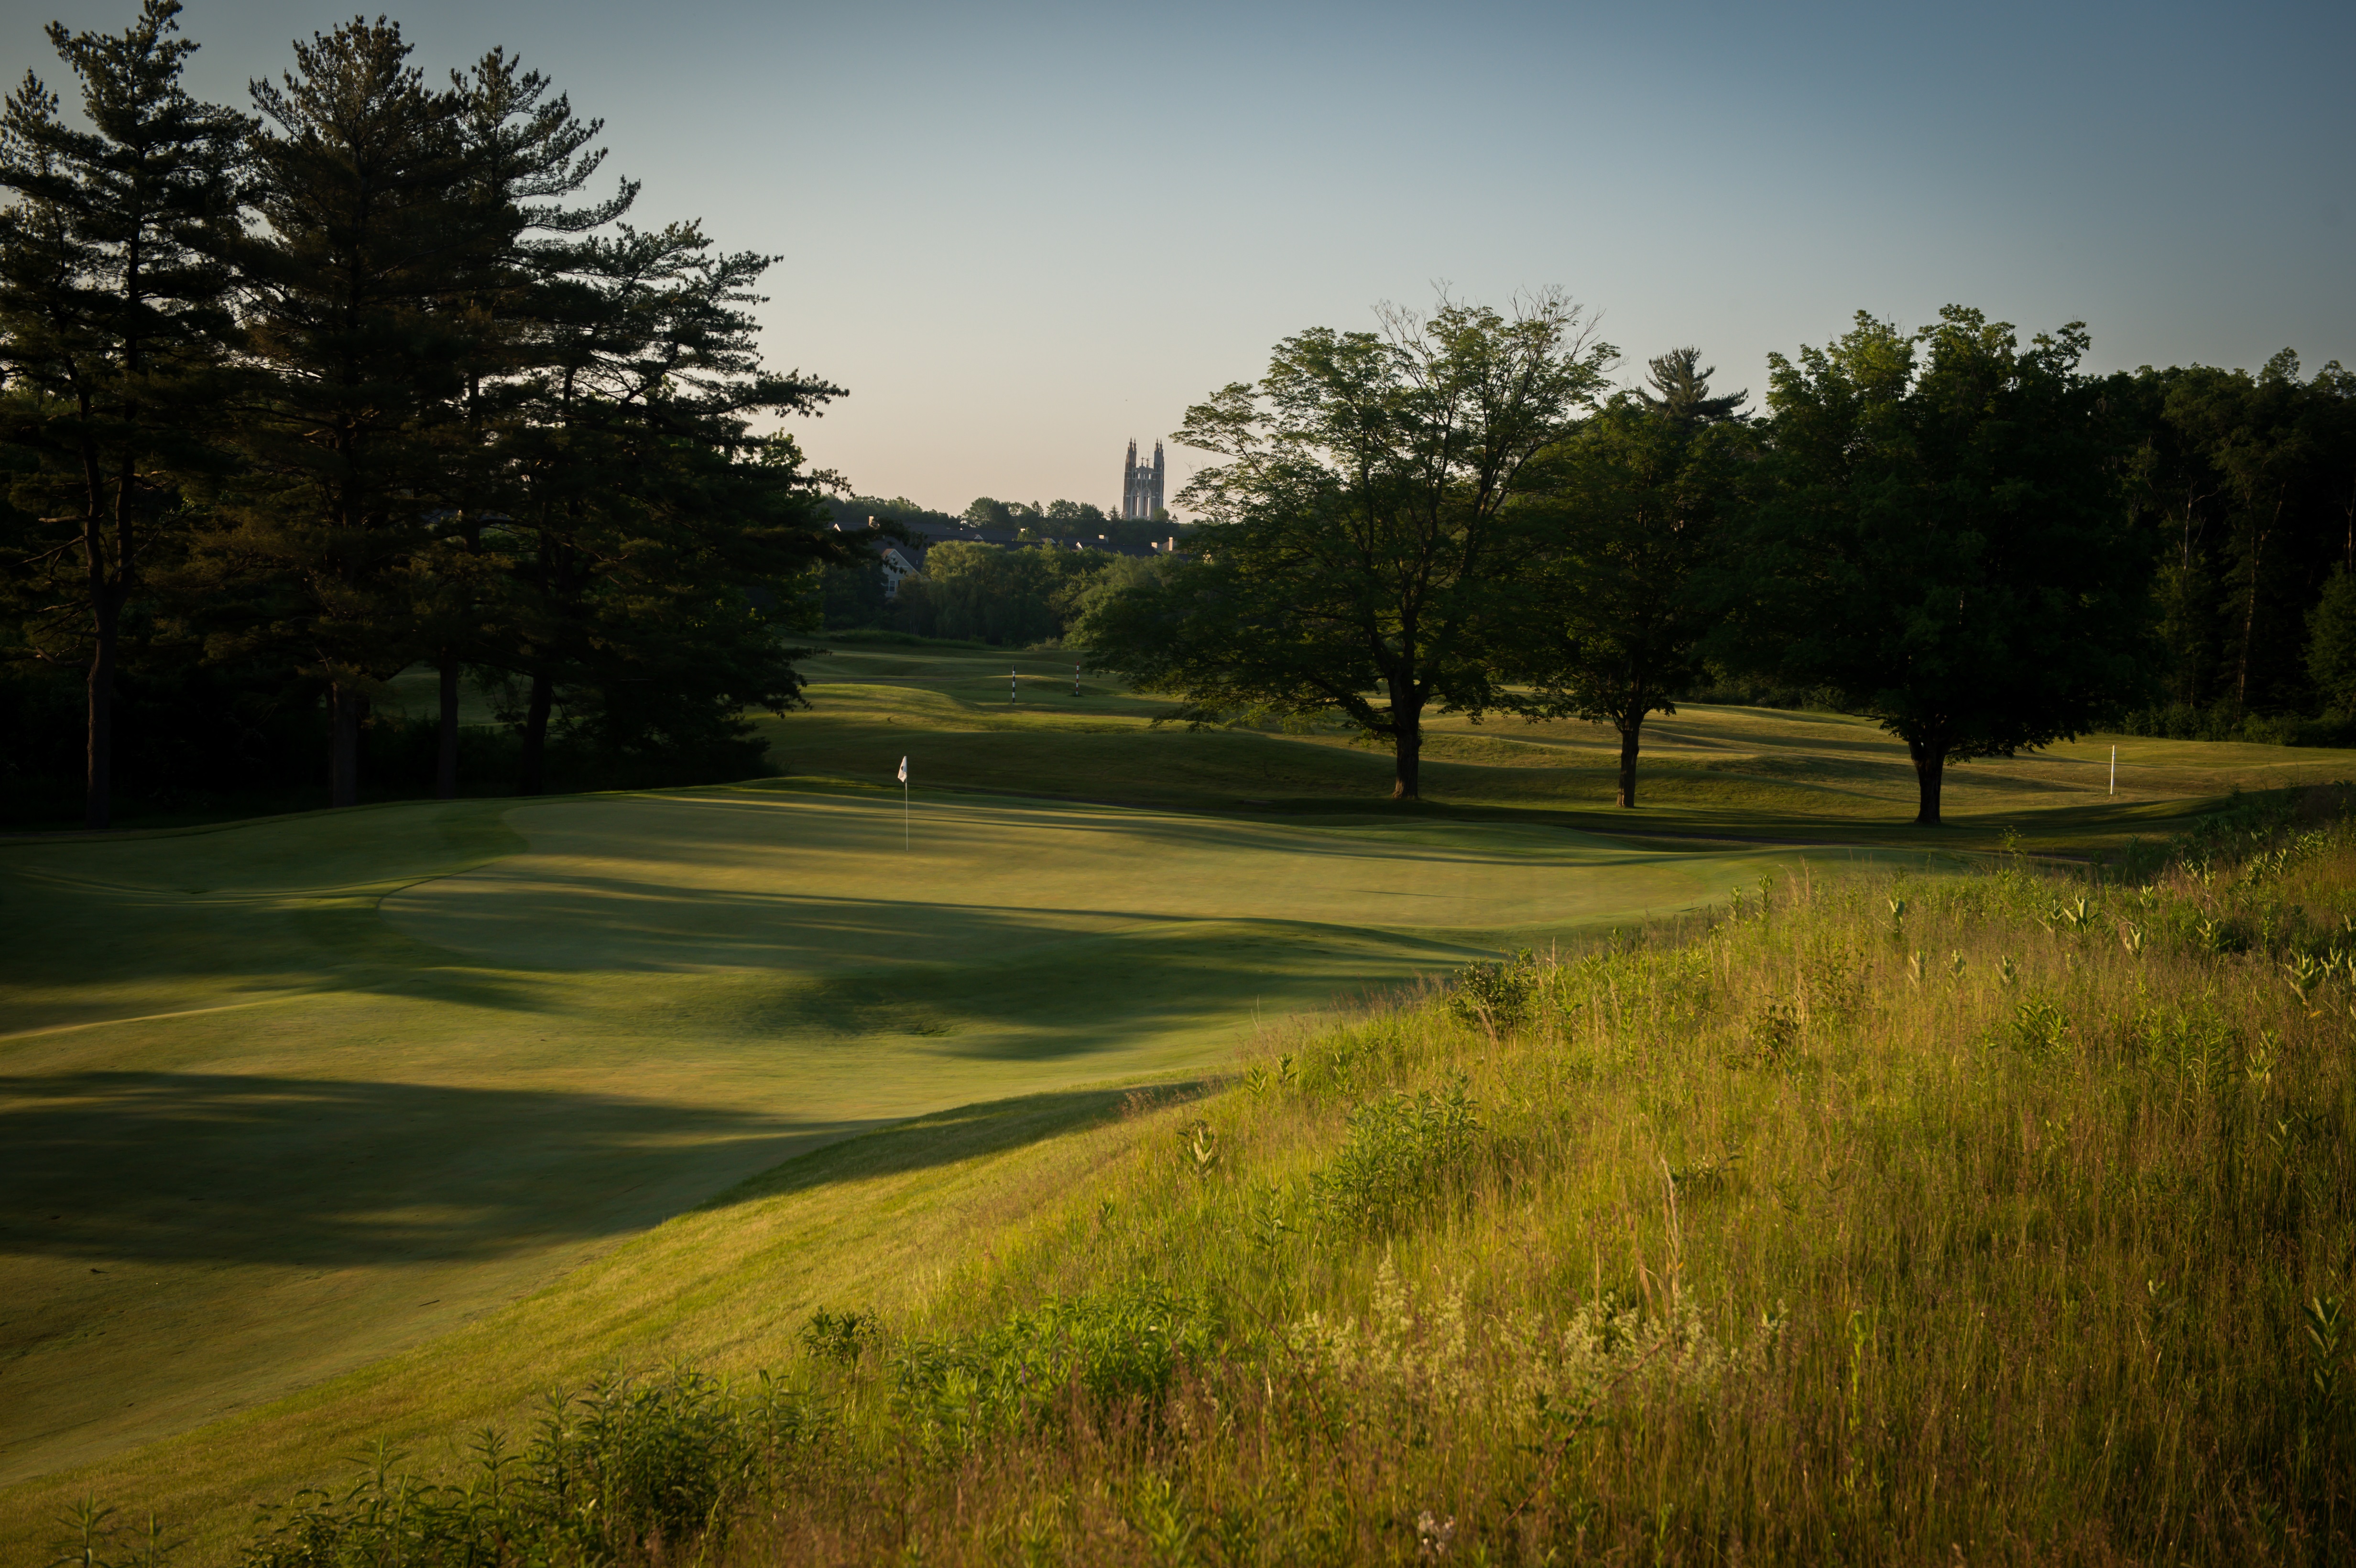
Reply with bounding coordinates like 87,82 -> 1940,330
0,1072 -> 877,1268
704,1080 -> 1214,1210
0,1073 -> 1234,1273
739,918 -> 1475,1061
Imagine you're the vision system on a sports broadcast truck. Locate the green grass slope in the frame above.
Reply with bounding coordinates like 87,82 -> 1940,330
3,773 -> 1896,1505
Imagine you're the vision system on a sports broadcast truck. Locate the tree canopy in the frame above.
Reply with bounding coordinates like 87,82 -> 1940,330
0,6 -> 859,821
1087,293 -> 1613,799
1726,307 -> 2146,825
1509,348 -> 1757,807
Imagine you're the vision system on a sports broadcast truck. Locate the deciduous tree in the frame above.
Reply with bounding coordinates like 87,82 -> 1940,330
1089,293 -> 1612,799
1512,348 -> 1755,807
1730,307 -> 2143,826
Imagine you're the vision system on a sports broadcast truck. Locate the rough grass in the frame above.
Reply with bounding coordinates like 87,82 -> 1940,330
138,786 -> 2355,1566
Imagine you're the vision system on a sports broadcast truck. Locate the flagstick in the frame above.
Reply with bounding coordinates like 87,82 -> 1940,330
2110,744 -> 2116,796
903,775 -> 909,850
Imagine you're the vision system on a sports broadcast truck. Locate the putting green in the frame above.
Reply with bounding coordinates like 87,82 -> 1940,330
381,790 -> 1751,973
3,783 -> 1860,1492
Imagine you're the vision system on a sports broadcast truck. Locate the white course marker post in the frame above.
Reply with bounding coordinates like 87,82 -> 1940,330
1010,667 -> 1017,705
899,755 -> 909,850
2110,745 -> 2116,796
1073,662 -> 1080,697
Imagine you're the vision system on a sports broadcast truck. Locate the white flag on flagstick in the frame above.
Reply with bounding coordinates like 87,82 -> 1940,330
898,756 -> 908,784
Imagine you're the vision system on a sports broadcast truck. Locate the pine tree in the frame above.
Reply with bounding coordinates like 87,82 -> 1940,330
1632,346 -> 1749,425
0,0 -> 245,827
206,17 -> 470,807
497,221 -> 851,792
415,48 -> 633,797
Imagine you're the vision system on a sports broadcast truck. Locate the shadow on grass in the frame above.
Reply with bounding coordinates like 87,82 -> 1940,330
740,921 -> 1475,1062
0,1073 -> 1238,1273
0,1072 -> 884,1268
702,1080 -> 1214,1212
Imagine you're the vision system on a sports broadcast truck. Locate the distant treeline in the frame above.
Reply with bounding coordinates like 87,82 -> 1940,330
2119,354 -> 2356,740
0,3 -> 864,828
817,494 -> 1191,645
872,544 -> 1168,646
823,493 -> 1187,551
1080,296 -> 2356,822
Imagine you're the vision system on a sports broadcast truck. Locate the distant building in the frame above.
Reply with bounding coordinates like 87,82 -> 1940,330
1122,440 -> 1165,520
878,542 -> 921,599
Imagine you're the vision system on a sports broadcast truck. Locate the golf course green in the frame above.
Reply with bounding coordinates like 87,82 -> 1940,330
3,642 -> 2349,1554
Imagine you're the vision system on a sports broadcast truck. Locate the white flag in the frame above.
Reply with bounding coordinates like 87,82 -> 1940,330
897,756 -> 908,784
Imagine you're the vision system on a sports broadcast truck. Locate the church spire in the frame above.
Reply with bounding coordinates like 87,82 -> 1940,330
1122,438 -> 1165,519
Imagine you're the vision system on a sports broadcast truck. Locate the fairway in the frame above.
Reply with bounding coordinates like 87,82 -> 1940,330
763,641 -> 2356,852
1,779 -> 1843,1497
382,790 -> 1768,973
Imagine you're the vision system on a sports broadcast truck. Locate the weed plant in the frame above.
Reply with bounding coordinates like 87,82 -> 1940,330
84,787 -> 2356,1565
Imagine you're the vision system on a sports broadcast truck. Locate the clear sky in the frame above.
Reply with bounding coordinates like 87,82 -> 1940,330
13,0 -> 2354,516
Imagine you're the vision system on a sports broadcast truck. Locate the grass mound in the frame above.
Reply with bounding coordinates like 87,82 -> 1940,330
130,790 -> 2353,1566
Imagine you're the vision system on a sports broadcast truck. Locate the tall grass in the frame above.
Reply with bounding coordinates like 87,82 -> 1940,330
83,789 -> 2356,1565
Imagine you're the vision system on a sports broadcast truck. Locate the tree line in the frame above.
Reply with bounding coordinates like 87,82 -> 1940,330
960,496 -> 1178,546
880,543 -> 1165,646
0,1 -> 862,827
1083,293 -> 2356,824
816,493 -> 1189,644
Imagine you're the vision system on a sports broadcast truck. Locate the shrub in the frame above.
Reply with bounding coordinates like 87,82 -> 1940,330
1311,1075 -> 1481,1233
799,1308 -> 878,1367
888,1284 -> 1221,1451
237,1367 -> 823,1566
1446,949 -> 1538,1032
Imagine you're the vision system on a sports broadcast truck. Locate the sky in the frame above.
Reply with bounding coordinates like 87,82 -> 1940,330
11,0 -> 2354,516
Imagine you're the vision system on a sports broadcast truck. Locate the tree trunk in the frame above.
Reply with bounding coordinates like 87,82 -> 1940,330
436,658 -> 461,800
1906,735 -> 1946,827
329,681 -> 362,808
1391,708 -> 1422,801
80,405 -> 115,831
2234,524 -> 2268,717
1615,714 -> 1643,808
86,607 -> 116,831
519,671 -> 554,796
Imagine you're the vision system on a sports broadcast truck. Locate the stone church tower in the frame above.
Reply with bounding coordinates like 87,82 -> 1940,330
1122,440 -> 1165,520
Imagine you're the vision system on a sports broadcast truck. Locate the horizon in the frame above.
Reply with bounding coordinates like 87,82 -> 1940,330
11,0 -> 2353,516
